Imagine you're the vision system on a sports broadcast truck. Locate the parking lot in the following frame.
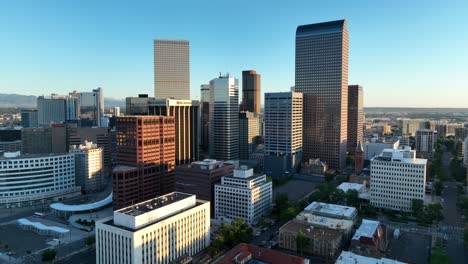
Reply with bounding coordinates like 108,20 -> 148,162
386,229 -> 431,264
273,179 -> 320,201
0,223 -> 49,258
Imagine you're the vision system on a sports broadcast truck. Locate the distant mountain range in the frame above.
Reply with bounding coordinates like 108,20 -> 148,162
1,93 -> 466,113
0,93 -> 126,109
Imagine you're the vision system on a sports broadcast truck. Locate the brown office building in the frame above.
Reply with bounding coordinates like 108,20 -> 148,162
21,125 -> 67,154
279,219 -> 343,259
241,70 -> 261,114
126,96 -> 200,165
295,20 -> 349,169
112,116 -> 176,209
175,159 -> 235,217
347,85 -> 364,154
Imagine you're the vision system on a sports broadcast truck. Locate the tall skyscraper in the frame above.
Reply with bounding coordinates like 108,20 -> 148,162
37,95 -> 76,126
154,39 -> 190,99
73,87 -> 104,127
239,112 -> 261,160
147,98 -> 199,165
126,96 -> 200,165
241,70 -> 261,113
295,20 -> 349,169
347,85 -> 364,154
112,116 -> 176,209
264,92 -> 303,178
200,84 -> 210,150
209,74 -> 239,160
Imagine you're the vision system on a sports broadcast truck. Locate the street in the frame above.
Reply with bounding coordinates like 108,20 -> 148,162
440,148 -> 467,264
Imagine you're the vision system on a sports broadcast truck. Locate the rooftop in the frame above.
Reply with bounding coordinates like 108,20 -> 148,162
280,220 -> 343,240
0,152 -> 71,160
112,165 -> 137,172
372,148 -> 427,165
304,202 -> 357,219
352,219 -> 380,240
213,243 -> 308,264
296,20 -> 346,37
117,192 -> 191,216
337,182 -> 364,193
335,251 -> 406,264
296,212 -> 353,231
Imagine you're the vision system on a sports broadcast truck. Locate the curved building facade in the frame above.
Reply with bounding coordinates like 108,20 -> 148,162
0,152 -> 80,207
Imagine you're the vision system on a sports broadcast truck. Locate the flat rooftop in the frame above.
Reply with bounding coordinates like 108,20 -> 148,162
112,165 -> 137,172
296,212 -> 353,231
304,202 -> 357,219
336,251 -> 406,264
280,220 -> 342,240
337,182 -> 364,193
352,219 -> 380,240
117,192 -> 191,217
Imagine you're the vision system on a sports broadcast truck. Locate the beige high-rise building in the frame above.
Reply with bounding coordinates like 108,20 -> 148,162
295,20 -> 349,169
154,39 -> 190,100
96,192 -> 210,264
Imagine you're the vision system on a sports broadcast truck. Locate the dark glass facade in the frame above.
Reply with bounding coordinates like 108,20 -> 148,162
295,20 -> 349,169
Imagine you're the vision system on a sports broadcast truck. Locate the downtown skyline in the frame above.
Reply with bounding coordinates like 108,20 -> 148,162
0,0 -> 467,107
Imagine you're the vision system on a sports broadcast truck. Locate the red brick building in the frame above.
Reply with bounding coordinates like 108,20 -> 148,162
112,116 -> 176,209
213,243 -> 308,264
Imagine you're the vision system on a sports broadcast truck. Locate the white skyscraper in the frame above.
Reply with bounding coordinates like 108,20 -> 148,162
264,92 -> 303,178
96,192 -> 210,264
370,147 -> 427,212
214,167 -> 272,224
209,74 -> 239,160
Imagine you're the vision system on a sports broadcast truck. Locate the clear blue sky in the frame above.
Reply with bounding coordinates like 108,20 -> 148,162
0,0 -> 467,107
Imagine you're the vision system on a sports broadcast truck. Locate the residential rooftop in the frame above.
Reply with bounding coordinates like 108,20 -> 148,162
337,182 -> 364,193
304,202 -> 357,220
352,219 -> 380,240
280,220 -> 342,241
213,243 -> 309,264
335,251 -> 406,264
296,212 -> 353,231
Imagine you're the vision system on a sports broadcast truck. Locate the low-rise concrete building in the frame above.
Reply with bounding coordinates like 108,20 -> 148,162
350,219 -> 388,258
279,220 -> 342,259
96,192 -> 210,264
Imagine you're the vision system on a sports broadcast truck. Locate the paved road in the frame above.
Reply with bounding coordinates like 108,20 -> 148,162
56,247 -> 96,264
440,148 -> 467,264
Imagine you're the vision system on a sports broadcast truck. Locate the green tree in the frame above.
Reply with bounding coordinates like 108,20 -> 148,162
431,242 -> 451,264
411,199 -> 424,216
345,189 -> 360,208
296,230 -> 310,255
464,228 -> 468,247
219,218 -> 253,248
426,204 -> 444,224
42,249 -> 57,262
85,236 -> 95,246
434,181 -> 444,196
